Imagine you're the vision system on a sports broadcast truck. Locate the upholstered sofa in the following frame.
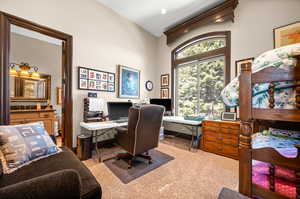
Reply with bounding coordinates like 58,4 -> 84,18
0,147 -> 101,199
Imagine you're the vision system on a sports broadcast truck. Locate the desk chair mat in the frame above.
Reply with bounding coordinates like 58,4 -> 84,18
104,149 -> 174,184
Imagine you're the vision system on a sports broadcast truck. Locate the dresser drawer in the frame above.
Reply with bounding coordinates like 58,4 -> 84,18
40,112 -> 54,118
203,141 -> 223,154
221,128 -> 240,135
203,126 -> 219,133
222,144 -> 239,158
220,122 -> 240,130
10,113 -> 39,119
222,134 -> 238,147
203,121 -> 219,128
203,132 -> 222,143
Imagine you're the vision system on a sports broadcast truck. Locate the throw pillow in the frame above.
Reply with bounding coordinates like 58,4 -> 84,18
0,122 -> 61,174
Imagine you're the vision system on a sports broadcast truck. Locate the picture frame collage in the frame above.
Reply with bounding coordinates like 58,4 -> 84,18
78,67 -> 115,92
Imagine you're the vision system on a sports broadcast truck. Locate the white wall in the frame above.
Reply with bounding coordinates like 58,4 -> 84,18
155,0 -> 300,97
0,0 -> 159,147
2,0 -> 300,147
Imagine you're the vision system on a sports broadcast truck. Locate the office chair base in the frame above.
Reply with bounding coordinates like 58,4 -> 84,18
116,152 -> 152,169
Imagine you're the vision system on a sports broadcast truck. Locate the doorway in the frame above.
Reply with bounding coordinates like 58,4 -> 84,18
0,12 -> 73,149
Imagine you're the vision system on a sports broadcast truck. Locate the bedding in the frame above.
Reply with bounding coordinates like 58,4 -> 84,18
251,131 -> 299,199
221,43 -> 300,108
252,172 -> 296,199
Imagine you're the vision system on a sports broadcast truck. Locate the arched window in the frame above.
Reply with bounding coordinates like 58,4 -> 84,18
171,32 -> 231,118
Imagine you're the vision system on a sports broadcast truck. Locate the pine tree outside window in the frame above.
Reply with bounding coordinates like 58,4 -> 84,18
171,32 -> 231,118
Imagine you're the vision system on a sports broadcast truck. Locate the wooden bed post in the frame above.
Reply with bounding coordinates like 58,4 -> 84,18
239,62 -> 253,197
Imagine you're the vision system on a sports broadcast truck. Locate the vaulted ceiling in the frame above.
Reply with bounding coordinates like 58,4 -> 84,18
96,0 -> 225,37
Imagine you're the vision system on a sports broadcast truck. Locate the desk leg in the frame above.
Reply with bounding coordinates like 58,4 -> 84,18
94,130 -> 102,162
189,127 -> 195,151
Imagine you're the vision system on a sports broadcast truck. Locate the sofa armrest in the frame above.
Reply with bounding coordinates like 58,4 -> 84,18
0,169 -> 81,199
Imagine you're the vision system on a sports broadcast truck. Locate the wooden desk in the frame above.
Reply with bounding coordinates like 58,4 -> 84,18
201,120 -> 240,160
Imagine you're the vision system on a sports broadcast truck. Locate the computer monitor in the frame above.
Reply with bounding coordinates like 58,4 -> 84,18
150,98 -> 172,112
107,102 -> 133,121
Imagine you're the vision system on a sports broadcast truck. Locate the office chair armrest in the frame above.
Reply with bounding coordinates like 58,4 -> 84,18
116,127 -> 128,134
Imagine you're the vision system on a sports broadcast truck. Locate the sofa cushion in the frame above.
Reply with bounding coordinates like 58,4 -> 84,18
0,122 -> 60,174
0,147 -> 101,199
0,161 -> 2,178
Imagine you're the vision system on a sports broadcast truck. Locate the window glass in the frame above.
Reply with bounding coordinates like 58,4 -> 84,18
176,38 -> 226,59
176,57 -> 225,118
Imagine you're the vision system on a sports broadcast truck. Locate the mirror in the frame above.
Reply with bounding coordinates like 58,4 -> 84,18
10,74 -> 51,102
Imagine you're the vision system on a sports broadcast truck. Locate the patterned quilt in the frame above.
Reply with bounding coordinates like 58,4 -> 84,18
221,43 -> 300,108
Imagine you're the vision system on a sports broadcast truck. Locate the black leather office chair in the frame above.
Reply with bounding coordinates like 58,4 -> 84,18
116,105 -> 165,168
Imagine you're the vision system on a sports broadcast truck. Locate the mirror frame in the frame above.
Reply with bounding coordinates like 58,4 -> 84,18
0,11 -> 73,149
11,74 -> 51,102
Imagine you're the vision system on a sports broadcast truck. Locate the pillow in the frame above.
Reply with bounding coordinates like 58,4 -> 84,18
0,122 -> 61,174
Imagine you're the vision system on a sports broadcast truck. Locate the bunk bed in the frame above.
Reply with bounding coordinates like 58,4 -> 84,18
222,43 -> 300,199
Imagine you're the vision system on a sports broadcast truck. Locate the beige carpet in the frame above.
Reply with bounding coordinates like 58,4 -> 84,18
83,143 -> 239,199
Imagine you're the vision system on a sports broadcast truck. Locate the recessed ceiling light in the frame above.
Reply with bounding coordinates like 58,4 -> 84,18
161,8 -> 167,15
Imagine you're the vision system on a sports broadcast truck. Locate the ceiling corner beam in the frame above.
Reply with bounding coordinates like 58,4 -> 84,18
164,0 -> 239,45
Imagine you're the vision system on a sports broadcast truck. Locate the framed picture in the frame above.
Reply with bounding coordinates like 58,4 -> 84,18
108,73 -> 115,83
160,88 -> 169,99
79,79 -> 88,89
274,21 -> 300,48
78,66 -> 115,92
88,70 -> 96,80
79,68 -> 88,79
118,65 -> 140,99
88,80 -> 96,90
161,74 -> 169,87
235,58 -> 254,77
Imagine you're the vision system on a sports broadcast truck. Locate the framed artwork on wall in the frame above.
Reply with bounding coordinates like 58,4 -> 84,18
161,74 -> 169,87
78,66 -> 115,92
274,21 -> 300,48
160,88 -> 169,99
118,65 -> 140,99
235,58 -> 254,77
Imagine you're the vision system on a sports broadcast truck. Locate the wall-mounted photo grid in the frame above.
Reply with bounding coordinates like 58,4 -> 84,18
78,66 -> 115,92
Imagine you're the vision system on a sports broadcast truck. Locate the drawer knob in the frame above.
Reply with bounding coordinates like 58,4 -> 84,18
217,146 -> 222,150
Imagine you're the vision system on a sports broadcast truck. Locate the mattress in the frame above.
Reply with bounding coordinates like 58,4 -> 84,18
221,43 -> 300,108
251,131 -> 300,199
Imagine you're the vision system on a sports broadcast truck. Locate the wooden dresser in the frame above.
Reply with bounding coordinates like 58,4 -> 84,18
10,110 -> 57,135
201,120 -> 240,160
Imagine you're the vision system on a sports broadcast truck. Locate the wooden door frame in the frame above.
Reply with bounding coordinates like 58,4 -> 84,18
0,11 -> 74,149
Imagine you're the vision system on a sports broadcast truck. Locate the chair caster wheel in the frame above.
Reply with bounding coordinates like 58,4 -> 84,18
128,166 -> 132,169
149,160 -> 152,164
